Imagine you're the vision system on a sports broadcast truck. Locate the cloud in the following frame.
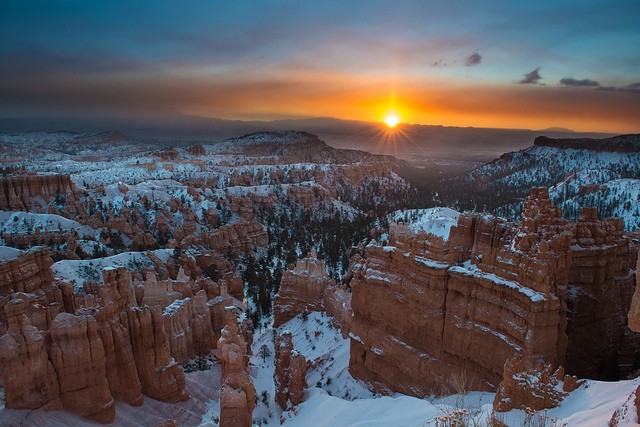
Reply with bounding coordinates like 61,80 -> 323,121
465,52 -> 482,66
559,77 -> 600,87
518,67 -> 543,84
558,77 -> 640,94
620,82 -> 640,93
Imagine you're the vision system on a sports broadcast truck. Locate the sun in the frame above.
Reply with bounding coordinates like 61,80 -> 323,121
384,112 -> 400,128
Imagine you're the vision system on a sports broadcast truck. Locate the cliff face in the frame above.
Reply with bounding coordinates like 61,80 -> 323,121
273,250 -> 351,331
162,290 -> 214,365
0,250 -> 230,422
0,298 -> 62,410
127,305 -> 188,403
274,331 -> 307,409
88,268 -> 143,406
0,174 -> 78,212
0,246 -> 55,296
48,313 -> 116,423
564,208 -> 637,378
347,188 -> 638,397
628,255 -> 640,332
217,307 -> 255,427
274,253 -> 330,327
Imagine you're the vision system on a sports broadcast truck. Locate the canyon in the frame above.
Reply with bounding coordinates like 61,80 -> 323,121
1,130 -> 639,425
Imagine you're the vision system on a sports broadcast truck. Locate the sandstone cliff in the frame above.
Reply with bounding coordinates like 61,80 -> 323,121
217,307 -> 255,427
274,250 -> 352,332
88,267 -> 144,406
0,298 -> 62,410
48,312 -> 116,423
347,188 -> 639,397
128,305 -> 188,403
626,254 -> 640,333
163,290 -> 214,364
0,249 -> 200,422
274,330 -> 307,409
0,174 -> 78,212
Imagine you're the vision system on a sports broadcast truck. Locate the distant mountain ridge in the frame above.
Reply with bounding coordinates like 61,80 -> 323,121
436,133 -> 640,230
534,134 -> 640,153
0,115 -> 615,162
213,130 -> 410,167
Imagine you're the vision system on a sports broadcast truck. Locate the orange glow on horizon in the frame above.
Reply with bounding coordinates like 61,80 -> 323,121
177,75 -> 640,134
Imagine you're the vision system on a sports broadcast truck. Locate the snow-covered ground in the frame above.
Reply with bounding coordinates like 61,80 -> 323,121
389,207 -> 460,240
0,210 -> 97,239
52,249 -> 173,291
248,312 -> 640,427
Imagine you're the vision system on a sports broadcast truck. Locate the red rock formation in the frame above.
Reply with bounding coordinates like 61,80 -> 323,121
127,305 -> 188,403
204,220 -> 268,254
274,252 -> 335,327
0,248 -> 68,331
87,267 -> 143,406
493,353 -> 584,412
273,251 -> 352,335
217,307 -> 255,427
627,254 -> 640,422
48,312 -> 115,423
187,144 -> 206,156
163,290 -> 215,364
322,281 -> 352,335
0,247 -> 55,296
347,188 -> 638,397
286,184 -> 333,208
274,330 -> 307,409
0,174 -> 78,212
0,298 -> 62,410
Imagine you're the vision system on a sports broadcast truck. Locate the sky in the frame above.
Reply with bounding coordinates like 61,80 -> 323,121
0,0 -> 639,133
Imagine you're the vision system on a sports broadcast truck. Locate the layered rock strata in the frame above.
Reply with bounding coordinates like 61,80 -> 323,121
163,290 -> 214,364
217,307 -> 255,427
273,250 -> 351,332
48,313 -> 116,423
0,298 -> 62,410
0,174 -> 77,212
347,188 -> 638,397
0,250 -> 227,422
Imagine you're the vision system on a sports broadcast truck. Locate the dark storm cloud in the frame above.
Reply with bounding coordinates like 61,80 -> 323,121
465,52 -> 482,66
559,77 -> 600,87
518,68 -> 543,84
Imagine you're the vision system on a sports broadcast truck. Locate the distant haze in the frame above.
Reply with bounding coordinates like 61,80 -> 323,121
0,115 -> 612,162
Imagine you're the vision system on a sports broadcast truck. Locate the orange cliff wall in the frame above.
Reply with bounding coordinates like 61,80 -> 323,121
0,174 -> 78,212
347,188 -> 639,396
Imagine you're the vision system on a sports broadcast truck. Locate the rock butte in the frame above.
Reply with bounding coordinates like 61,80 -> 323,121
346,187 -> 638,397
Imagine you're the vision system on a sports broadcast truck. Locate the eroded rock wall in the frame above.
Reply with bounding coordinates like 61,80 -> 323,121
274,330 -> 307,409
348,188 -> 638,396
0,174 -> 77,212
217,307 -> 255,427
0,250 -> 210,422
274,250 -> 352,331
